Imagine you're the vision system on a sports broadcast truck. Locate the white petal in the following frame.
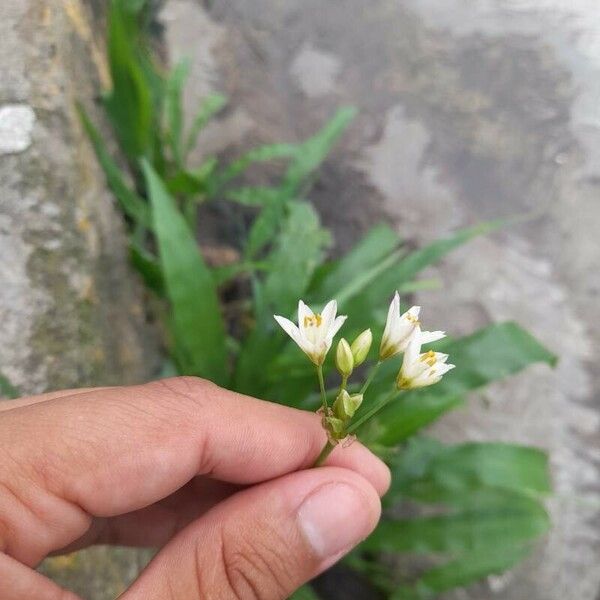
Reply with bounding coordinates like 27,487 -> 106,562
274,315 -> 306,349
380,293 -> 404,358
297,300 -> 313,334
419,330 -> 446,345
320,299 -> 338,331
327,314 -> 347,342
382,292 -> 400,339
437,363 -> 455,376
404,328 -> 422,367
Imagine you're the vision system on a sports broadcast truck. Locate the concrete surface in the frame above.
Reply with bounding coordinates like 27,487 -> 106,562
163,1 -> 600,598
0,0 -> 159,596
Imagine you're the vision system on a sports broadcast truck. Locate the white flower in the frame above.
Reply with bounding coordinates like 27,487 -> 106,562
396,326 -> 455,389
379,292 -> 446,360
274,300 -> 347,365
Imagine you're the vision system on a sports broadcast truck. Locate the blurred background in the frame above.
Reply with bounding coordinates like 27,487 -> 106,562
1,1 -> 599,598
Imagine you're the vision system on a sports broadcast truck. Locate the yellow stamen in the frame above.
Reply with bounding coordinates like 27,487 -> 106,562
419,350 -> 437,367
303,313 -> 322,327
405,313 -> 420,324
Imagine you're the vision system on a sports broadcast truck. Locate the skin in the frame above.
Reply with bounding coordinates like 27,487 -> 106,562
0,376 -> 390,599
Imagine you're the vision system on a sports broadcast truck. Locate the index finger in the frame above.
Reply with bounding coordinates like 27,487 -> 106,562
0,377 -> 390,519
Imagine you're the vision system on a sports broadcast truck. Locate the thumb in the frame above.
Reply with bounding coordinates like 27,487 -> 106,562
122,467 -> 382,600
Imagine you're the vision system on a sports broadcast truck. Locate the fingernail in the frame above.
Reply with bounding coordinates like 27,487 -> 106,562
297,483 -> 375,558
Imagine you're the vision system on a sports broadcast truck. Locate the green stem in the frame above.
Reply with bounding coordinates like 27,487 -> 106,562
313,440 -> 335,467
316,365 -> 328,412
360,361 -> 382,395
339,374 -> 348,395
347,388 -> 400,434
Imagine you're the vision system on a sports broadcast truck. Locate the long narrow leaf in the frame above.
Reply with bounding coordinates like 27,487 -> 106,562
392,546 -> 532,600
165,59 -> 191,166
104,0 -> 155,161
214,144 -> 298,189
365,497 -> 549,554
280,106 -> 356,199
143,161 -> 227,384
129,241 -> 165,295
341,222 -> 503,333
369,322 -> 556,446
387,437 -> 551,505
78,105 -> 151,227
312,224 -> 400,301
263,202 -> 331,312
184,93 -> 227,158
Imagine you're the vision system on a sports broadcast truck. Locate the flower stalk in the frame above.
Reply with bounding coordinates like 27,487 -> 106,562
316,364 -> 328,412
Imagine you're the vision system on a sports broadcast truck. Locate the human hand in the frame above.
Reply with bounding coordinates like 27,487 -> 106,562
0,377 -> 389,599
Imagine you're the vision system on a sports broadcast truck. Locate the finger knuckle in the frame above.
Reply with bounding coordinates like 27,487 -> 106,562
153,376 -> 215,401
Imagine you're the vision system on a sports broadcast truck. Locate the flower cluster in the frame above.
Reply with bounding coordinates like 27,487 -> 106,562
274,292 -> 454,462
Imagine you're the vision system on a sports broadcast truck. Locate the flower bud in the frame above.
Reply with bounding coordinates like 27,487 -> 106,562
333,390 -> 364,421
323,415 -> 346,439
335,338 -> 354,377
351,329 -> 372,366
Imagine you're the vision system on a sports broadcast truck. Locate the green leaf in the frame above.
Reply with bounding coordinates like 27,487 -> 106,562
364,497 -> 549,554
142,160 -> 227,384
104,0 -> 157,161
384,221 -> 502,286
369,436 -> 552,598
287,585 -> 320,600
244,196 -> 286,259
388,437 -> 551,505
371,322 -> 556,446
215,144 -> 299,189
362,392 -> 463,444
0,373 -> 18,399
224,186 -> 281,206
280,106 -> 356,200
340,222 -> 502,333
165,160 -> 217,196
165,59 -> 191,166
311,224 -> 400,300
393,546 -> 532,600
433,321 -> 558,396
184,93 -> 227,158
212,261 -> 265,287
129,241 -> 165,295
263,202 -> 331,312
78,105 -> 151,227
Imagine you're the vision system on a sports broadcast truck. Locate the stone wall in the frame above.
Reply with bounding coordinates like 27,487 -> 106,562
0,1 -> 159,596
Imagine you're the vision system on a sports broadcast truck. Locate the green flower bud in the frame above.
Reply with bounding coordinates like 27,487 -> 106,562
323,415 -> 346,439
351,329 -> 372,366
333,390 -> 363,421
335,338 -> 354,377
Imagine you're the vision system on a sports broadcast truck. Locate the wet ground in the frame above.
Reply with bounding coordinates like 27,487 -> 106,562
162,1 -> 600,598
